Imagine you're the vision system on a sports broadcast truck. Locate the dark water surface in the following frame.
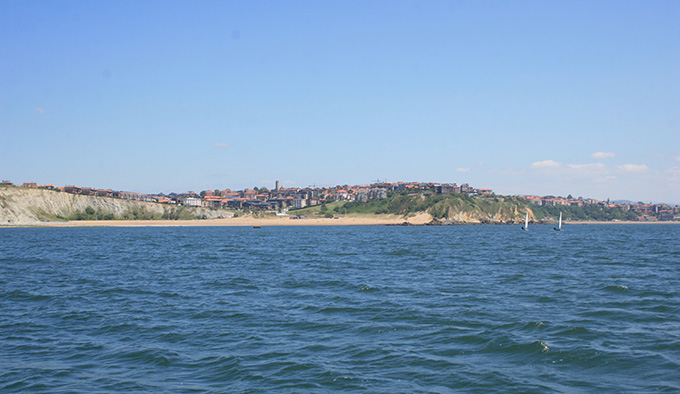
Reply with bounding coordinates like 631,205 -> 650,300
1,224 -> 679,393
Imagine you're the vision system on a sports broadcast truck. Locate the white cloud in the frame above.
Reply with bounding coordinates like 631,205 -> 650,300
618,164 -> 648,173
456,167 -> 470,172
675,155 -> 680,162
213,142 -> 230,148
591,152 -> 615,159
531,160 -> 562,169
567,163 -> 606,171
36,106 -> 45,114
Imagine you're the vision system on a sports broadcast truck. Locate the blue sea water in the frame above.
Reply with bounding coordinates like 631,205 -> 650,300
1,224 -> 679,393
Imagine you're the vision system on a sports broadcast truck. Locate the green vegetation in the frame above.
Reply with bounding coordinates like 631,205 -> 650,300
67,206 -> 117,220
530,204 -> 638,221
159,206 -> 203,220
65,205 -> 205,221
289,191 -> 641,222
30,208 -> 69,222
328,192 -> 528,220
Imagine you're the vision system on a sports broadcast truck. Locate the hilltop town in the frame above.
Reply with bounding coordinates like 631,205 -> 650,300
2,179 -> 678,222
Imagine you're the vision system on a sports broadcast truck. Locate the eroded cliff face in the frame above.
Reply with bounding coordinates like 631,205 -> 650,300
0,187 -> 231,224
442,204 -> 534,224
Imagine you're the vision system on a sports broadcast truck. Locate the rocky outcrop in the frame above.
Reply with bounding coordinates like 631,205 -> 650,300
0,186 -> 232,225
440,205 -> 534,224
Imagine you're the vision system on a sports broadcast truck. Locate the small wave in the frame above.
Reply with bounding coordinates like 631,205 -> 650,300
4,291 -> 52,302
495,322 -> 526,331
220,244 -> 243,249
523,321 -> 545,330
116,348 -> 180,367
317,306 -> 359,315
483,339 -> 550,355
645,304 -> 671,313
500,274 -> 525,283
603,284 -> 629,292
97,322 -> 139,334
556,326 -> 591,335
386,248 -> 421,256
197,354 -> 242,369
456,333 -> 491,346
536,340 -> 550,352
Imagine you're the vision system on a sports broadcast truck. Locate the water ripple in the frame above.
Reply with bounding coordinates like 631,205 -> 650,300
0,224 -> 678,393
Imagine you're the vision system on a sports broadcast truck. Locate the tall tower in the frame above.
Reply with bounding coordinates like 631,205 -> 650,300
275,180 -> 280,191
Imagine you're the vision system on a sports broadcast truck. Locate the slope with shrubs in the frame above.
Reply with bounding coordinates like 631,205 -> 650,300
292,191 -> 639,223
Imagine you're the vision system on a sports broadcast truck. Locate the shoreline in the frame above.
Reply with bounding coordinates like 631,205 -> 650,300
1,215 -> 678,228
0,214 -> 432,228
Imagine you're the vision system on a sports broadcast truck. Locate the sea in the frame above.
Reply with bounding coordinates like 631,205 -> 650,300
1,224 -> 679,393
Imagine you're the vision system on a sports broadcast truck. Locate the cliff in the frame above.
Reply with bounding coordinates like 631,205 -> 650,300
294,193 -> 537,224
0,186 -> 232,225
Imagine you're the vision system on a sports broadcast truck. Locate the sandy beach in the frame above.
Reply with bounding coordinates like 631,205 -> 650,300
9,213 -> 435,228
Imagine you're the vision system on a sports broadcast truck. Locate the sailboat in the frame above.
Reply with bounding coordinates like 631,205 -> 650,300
554,212 -> 562,231
521,212 -> 529,231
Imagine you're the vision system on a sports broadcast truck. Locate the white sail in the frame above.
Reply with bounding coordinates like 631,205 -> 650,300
558,212 -> 562,230
524,213 -> 529,230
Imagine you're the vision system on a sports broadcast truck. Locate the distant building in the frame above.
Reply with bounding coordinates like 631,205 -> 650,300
355,189 -> 369,202
436,184 -> 458,194
335,189 -> 349,201
96,189 -> 114,197
202,196 -> 222,208
242,189 -> 257,200
368,188 -> 387,199
293,198 -> 307,209
179,197 -> 202,207
64,185 -> 82,194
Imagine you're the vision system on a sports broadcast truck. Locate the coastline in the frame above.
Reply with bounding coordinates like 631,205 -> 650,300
0,213 -> 432,228
1,215 -> 678,228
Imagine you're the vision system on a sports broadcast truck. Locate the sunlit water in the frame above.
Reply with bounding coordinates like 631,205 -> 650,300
1,224 -> 679,393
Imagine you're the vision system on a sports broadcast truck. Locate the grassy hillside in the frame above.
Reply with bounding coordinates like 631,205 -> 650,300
291,191 -> 639,223
338,192 -> 525,220
530,203 -> 638,221
292,192 -> 530,223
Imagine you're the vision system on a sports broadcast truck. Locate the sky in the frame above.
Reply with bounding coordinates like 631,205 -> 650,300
1,1 -> 679,203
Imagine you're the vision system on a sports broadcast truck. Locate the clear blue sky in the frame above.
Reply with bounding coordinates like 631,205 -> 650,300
2,1 -> 679,203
